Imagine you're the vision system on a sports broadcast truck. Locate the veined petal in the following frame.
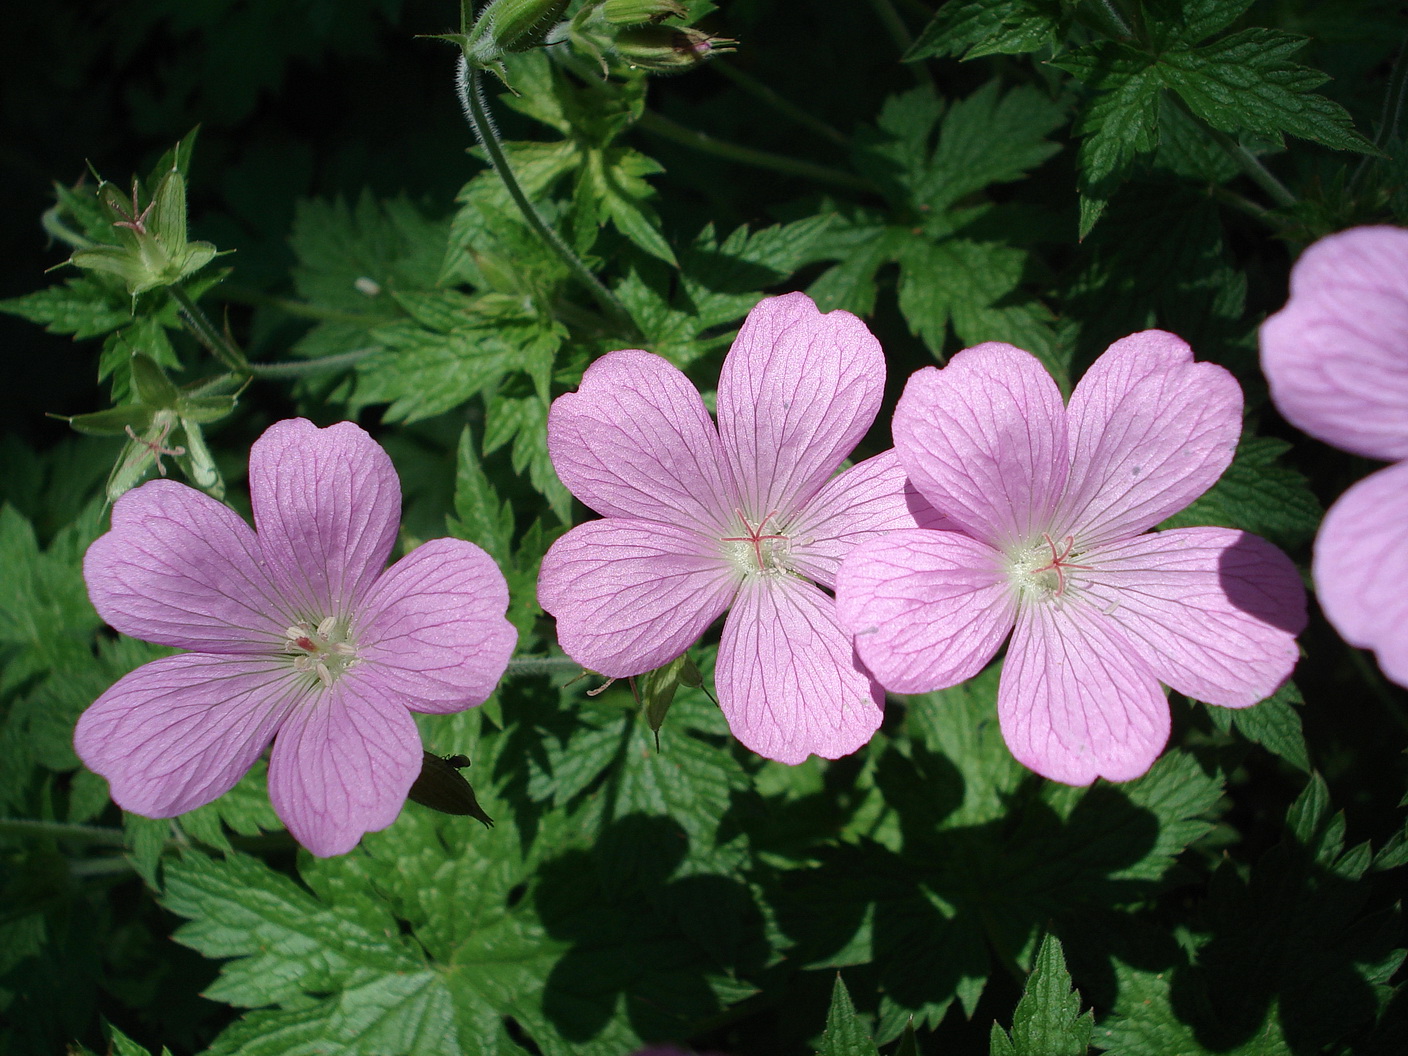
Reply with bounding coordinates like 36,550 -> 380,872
85,479 -> 287,651
1261,226 -> 1408,461
788,450 -> 951,590
356,538 -> 517,712
249,419 -> 401,620
1080,527 -> 1304,707
717,293 -> 884,517
1058,331 -> 1242,548
837,529 -> 1015,694
537,519 -> 738,677
1001,599 -> 1168,785
547,350 -> 735,534
266,679 -> 422,857
893,344 -> 1068,549
74,653 -> 298,817
1314,462 -> 1408,686
717,576 -> 884,764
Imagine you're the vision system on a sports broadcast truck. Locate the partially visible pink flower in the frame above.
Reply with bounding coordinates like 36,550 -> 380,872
1260,225 -> 1408,685
537,292 -> 941,763
76,419 -> 517,856
837,333 -> 1306,785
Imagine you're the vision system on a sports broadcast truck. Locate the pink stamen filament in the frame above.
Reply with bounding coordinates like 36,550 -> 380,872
1033,533 -> 1093,596
125,421 -> 186,476
722,509 -> 787,569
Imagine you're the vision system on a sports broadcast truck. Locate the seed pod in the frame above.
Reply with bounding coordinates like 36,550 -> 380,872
407,752 -> 494,827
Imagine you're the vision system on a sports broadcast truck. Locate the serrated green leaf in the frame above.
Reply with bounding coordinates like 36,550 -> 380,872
1163,29 -> 1377,155
448,426 -> 515,568
816,975 -> 881,1056
906,0 -> 1051,62
990,935 -> 1092,1056
1204,682 -> 1310,772
483,392 -> 572,522
1159,434 -> 1322,550
0,277 -> 132,339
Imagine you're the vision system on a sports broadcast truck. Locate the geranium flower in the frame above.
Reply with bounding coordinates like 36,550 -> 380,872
1260,225 -> 1408,685
76,418 -> 517,856
836,333 -> 1306,784
537,292 -> 940,763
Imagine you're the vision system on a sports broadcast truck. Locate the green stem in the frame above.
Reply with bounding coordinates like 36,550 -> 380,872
43,206 -> 96,250
168,285 -> 249,372
455,55 -> 638,336
1352,34 -> 1408,191
635,110 -> 876,193
1168,94 -> 1297,210
866,0 -> 933,88
710,59 -> 848,148
505,655 -> 586,676
243,347 -> 379,379
0,818 -> 128,846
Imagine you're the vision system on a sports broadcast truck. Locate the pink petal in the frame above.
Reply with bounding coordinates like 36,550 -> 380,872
74,653 -> 296,817
836,529 -> 1016,694
1314,461 -> 1408,686
547,350 -> 735,535
893,343 -> 1069,549
1001,599 -> 1169,785
248,419 -> 401,619
716,576 -> 884,764
1058,331 -> 1242,547
1260,226 -> 1408,461
266,679 -> 422,857
84,480 -> 287,652
787,450 -> 952,590
716,292 -> 885,517
355,538 -> 517,712
1080,527 -> 1304,706
537,519 -> 738,677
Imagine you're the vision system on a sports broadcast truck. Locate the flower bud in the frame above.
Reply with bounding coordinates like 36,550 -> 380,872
601,0 -> 688,25
611,25 -> 735,72
462,0 -> 572,66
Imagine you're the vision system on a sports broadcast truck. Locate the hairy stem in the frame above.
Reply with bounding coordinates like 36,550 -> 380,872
454,55 -> 637,336
168,285 -> 249,372
710,59 -> 848,148
0,818 -> 128,846
505,655 -> 589,676
242,347 -> 379,378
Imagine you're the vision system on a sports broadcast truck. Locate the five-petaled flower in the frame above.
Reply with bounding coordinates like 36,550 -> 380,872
836,332 -> 1307,784
76,418 -> 517,856
537,292 -> 941,763
1261,225 -> 1408,687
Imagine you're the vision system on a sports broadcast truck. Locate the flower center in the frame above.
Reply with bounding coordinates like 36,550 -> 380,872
1006,532 -> 1092,602
722,508 -> 792,576
283,615 -> 358,688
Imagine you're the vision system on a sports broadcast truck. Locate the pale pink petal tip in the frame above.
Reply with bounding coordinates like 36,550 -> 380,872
1260,225 -> 1408,461
717,578 -> 884,764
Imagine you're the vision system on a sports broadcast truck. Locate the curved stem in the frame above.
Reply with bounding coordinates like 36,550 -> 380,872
455,55 -> 638,336
243,347 -> 379,378
0,818 -> 128,846
710,59 -> 848,148
635,110 -> 876,193
167,285 -> 249,372
1168,94 -> 1297,210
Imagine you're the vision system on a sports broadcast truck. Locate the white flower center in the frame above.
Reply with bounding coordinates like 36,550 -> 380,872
722,509 -> 793,577
283,615 -> 358,688
1005,532 -> 1090,603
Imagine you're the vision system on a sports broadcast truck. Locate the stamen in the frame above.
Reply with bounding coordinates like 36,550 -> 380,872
721,509 -> 787,570
1032,533 -> 1093,596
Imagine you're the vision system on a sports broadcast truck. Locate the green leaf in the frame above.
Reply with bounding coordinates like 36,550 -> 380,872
1162,29 -> 1377,155
816,975 -> 881,1056
1204,682 -> 1310,772
905,0 -> 1058,62
483,392 -> 572,523
0,276 -> 132,339
990,935 -> 1092,1055
584,146 -> 677,266
1158,434 -> 1323,551
448,426 -> 515,569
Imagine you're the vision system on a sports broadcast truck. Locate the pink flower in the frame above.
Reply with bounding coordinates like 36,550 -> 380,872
836,333 -> 1306,784
537,292 -> 939,763
76,419 -> 517,856
1260,225 -> 1408,685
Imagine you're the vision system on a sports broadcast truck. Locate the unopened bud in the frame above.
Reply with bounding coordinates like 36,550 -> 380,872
612,25 -> 735,72
463,0 -> 572,66
601,0 -> 687,25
